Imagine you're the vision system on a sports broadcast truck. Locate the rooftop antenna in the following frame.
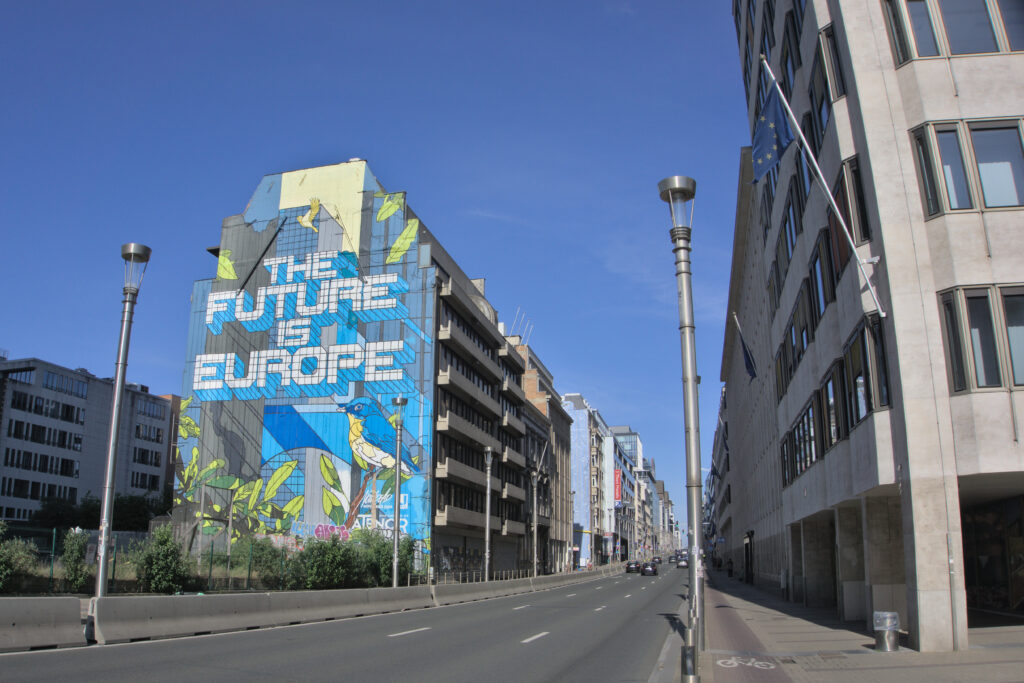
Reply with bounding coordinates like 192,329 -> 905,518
524,321 -> 535,346
511,307 -> 523,336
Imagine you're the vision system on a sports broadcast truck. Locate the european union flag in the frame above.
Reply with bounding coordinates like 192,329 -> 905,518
752,87 -> 794,181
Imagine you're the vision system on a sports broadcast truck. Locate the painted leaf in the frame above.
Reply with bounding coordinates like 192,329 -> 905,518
247,478 -> 264,513
233,480 -> 257,503
376,193 -> 404,223
320,454 -> 343,490
322,486 -> 346,526
180,396 -> 193,412
206,475 -> 242,490
217,249 -> 238,280
197,458 -> 227,484
386,218 -> 419,264
178,415 -> 200,439
265,460 -> 298,500
282,495 -> 305,518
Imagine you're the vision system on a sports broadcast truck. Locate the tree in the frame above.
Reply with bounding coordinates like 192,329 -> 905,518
61,528 -> 90,593
0,521 -> 38,593
136,525 -> 194,594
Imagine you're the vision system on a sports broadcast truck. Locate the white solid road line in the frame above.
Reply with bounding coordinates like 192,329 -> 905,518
388,627 -> 431,638
521,632 -> 549,644
513,605 -> 530,610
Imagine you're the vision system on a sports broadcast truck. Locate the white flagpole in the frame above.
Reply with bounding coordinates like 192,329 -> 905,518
759,54 -> 886,318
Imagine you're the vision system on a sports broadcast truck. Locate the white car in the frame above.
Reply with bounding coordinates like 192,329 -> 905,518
676,557 -> 688,569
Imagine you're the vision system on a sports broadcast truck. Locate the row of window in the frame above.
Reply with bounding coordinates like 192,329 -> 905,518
940,285 -> 1024,392
3,507 -> 33,521
883,0 -> 1023,63
137,398 -> 166,420
134,423 -> 164,444
6,419 -> 83,452
43,370 -> 88,399
3,448 -> 79,478
440,345 -> 496,400
1,477 -> 77,504
132,446 -> 162,468
5,369 -> 35,385
780,317 -> 890,487
130,471 -> 161,492
912,120 -> 1024,217
439,388 -> 494,436
439,301 -> 497,363
10,390 -> 85,425
436,433 -> 525,489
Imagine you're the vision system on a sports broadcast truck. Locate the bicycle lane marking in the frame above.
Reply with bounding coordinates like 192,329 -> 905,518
705,582 -> 792,683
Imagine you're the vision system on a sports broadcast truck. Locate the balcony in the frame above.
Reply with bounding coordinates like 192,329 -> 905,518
498,341 -> 525,373
501,412 -> 526,436
502,519 -> 526,536
439,279 -> 505,347
434,504 -> 498,532
437,410 -> 501,452
500,376 -> 527,403
502,482 -> 526,501
438,321 -> 502,383
502,444 -> 526,469
435,456 -> 487,488
438,367 -> 501,418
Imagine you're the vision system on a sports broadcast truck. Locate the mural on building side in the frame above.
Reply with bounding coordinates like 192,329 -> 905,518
175,161 -> 436,565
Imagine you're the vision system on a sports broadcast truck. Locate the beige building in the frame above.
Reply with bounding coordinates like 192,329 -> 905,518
714,0 -> 1024,651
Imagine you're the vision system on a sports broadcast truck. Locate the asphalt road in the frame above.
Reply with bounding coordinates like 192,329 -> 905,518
1,567 -> 686,682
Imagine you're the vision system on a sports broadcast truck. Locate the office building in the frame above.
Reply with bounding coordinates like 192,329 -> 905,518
715,0 -> 1024,650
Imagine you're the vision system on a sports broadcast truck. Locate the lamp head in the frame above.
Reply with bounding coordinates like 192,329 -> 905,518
484,446 -> 493,466
121,243 -> 151,292
657,176 -> 697,230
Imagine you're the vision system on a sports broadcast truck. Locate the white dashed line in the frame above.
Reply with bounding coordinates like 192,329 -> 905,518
513,605 -> 530,611
522,632 -> 549,644
595,606 -> 606,612
388,627 -> 431,638
567,593 -> 576,597
595,586 -> 603,590
625,594 -> 632,598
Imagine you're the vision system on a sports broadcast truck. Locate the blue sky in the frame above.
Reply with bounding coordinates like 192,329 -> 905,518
0,1 -> 750,525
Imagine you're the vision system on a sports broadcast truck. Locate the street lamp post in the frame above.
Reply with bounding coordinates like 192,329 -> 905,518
659,175 -> 704,683
484,446 -> 493,582
95,243 -> 151,599
391,396 -> 407,589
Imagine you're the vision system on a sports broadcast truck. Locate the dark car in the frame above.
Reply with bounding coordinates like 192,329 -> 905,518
653,556 -> 662,564
625,560 -> 641,573
641,561 -> 658,576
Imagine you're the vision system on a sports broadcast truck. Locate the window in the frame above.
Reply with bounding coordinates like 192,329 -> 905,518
912,127 -> 942,216
808,53 -> 831,149
997,0 -> 1024,49
908,0 -> 942,55
794,0 -> 806,34
883,0 -> 913,63
821,363 -> 847,450
810,230 -> 836,321
965,289 -> 1002,387
938,0 -> 998,54
936,128 -> 974,209
781,12 -> 801,97
969,125 -> 1024,207
821,26 -> 847,98
1002,289 -> 1024,385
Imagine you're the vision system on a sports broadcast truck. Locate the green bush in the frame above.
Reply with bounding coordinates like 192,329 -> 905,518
136,525 -> 194,594
235,537 -> 289,589
288,538 -> 355,590
61,529 -> 90,593
0,521 -> 38,593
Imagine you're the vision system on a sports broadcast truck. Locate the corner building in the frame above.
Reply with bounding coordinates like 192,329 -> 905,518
718,1 -> 1024,651
177,159 -> 528,576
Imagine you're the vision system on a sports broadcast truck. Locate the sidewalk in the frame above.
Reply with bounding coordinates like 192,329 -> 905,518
654,568 -> 1024,683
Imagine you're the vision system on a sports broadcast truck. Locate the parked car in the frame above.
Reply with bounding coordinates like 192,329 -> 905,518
677,557 -> 688,569
625,560 -> 641,573
641,561 -> 658,576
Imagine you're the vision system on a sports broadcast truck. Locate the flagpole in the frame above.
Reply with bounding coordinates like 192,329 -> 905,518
758,54 -> 886,318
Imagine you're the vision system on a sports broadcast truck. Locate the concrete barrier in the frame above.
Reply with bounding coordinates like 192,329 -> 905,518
366,585 -> 434,613
0,597 -> 85,652
434,582 -> 492,605
266,588 -> 370,626
93,593 -> 274,644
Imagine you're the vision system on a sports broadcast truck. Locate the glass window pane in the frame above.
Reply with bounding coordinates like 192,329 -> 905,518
938,0 -> 998,54
908,0 -> 941,56
1003,293 -> 1024,385
966,292 -> 1002,387
883,0 -> 912,63
936,130 -> 974,209
996,0 -> 1024,50
970,127 -> 1024,207
913,129 -> 941,215
942,295 -> 968,391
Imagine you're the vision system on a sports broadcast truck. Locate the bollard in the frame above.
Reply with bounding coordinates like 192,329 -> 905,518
873,611 -> 900,651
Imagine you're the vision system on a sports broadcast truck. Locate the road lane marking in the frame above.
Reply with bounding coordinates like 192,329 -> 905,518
567,593 -> 576,597
521,632 -> 549,644
595,606 -> 606,612
513,605 -> 530,610
624,594 -> 631,598
388,627 -> 431,638
595,586 -> 603,590
641,586 -> 647,590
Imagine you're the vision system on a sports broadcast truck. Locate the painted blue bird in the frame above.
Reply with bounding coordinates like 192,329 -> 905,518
336,397 -> 419,475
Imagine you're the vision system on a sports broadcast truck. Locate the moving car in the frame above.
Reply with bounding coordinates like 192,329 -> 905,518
641,561 -> 658,576
625,560 -> 641,573
653,556 -> 662,564
677,557 -> 688,569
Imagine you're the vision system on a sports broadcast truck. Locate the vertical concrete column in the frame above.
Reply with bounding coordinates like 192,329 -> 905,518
802,514 -> 837,609
862,497 -> 906,628
835,505 -> 865,621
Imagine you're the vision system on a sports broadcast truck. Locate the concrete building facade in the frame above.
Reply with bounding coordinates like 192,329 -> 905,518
716,0 -> 1024,651
1,357 -> 174,522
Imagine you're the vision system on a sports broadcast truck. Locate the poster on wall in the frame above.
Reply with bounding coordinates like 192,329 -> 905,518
174,161 -> 435,564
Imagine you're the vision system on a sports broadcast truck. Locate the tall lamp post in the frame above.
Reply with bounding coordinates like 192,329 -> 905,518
391,396 -> 407,588
484,446 -> 493,582
95,243 -> 151,598
659,175 -> 704,682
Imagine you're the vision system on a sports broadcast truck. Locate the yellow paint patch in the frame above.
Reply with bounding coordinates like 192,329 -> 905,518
280,161 -> 366,252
